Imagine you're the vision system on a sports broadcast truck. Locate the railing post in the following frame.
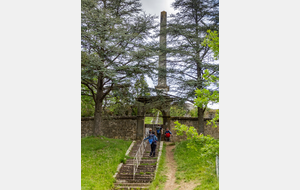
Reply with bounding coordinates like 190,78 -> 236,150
133,132 -> 148,180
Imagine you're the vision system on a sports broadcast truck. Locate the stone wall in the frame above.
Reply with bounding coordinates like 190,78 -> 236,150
81,117 -> 94,138
81,116 -> 137,140
82,116 -> 219,141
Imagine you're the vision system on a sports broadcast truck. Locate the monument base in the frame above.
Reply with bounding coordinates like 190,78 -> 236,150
155,85 -> 169,92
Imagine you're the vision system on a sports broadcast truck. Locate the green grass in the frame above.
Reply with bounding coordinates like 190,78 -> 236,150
174,140 -> 219,190
149,143 -> 167,190
145,117 -> 153,124
144,117 -> 163,124
81,136 -> 132,190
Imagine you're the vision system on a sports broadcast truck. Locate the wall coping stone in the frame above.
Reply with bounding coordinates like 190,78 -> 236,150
82,116 -> 138,121
170,117 -> 219,121
82,116 -> 219,122
81,117 -> 94,121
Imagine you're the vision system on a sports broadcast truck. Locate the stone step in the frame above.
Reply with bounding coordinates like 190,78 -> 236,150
113,141 -> 162,189
114,183 -> 151,187
119,169 -> 155,173
126,160 -> 157,164
114,186 -> 149,190
118,172 -> 155,175
120,165 -> 156,169
119,168 -> 156,172
116,179 -> 152,183
116,174 -> 152,180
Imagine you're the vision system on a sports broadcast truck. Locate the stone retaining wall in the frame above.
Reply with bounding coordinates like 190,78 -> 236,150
82,116 -> 219,140
81,116 -> 137,140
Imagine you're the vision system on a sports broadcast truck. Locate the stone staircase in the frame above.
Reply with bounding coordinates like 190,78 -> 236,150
113,140 -> 161,190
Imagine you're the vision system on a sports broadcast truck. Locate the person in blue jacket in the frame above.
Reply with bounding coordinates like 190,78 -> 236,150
156,125 -> 163,142
144,131 -> 158,157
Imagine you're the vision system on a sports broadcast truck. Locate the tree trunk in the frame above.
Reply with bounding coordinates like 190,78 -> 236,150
93,99 -> 103,136
198,107 -> 205,135
93,76 -> 104,136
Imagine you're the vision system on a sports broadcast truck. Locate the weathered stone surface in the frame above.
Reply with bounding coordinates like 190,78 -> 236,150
81,116 -> 219,140
81,117 -> 137,140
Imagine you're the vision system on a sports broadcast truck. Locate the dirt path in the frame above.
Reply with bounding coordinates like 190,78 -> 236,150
163,142 -> 200,190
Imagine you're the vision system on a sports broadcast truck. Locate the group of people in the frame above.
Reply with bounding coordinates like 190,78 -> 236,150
143,125 -> 172,157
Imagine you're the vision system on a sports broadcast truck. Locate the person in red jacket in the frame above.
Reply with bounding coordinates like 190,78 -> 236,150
165,128 -> 172,142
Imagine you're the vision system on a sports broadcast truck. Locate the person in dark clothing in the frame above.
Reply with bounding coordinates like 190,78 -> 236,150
148,129 -> 152,136
165,128 -> 172,142
144,131 -> 158,157
156,125 -> 163,141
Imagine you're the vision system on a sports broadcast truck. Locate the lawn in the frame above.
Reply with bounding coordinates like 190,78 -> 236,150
81,136 -> 132,190
174,140 -> 219,190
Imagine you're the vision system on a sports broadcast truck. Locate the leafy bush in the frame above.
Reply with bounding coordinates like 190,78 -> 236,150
174,122 -> 219,189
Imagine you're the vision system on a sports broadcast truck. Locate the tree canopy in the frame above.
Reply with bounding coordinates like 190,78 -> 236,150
166,0 -> 219,133
81,0 -> 158,135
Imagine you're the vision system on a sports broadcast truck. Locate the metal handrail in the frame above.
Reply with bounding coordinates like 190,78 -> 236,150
133,133 -> 148,180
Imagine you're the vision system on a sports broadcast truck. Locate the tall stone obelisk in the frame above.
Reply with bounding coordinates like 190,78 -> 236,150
155,11 -> 169,92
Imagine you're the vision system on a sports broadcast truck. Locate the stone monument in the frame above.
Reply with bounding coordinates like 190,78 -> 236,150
155,11 -> 169,92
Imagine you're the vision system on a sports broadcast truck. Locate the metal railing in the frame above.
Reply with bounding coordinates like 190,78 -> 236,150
133,133 -> 148,180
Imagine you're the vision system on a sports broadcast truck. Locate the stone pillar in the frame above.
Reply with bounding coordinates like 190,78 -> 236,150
162,107 -> 171,141
136,103 -> 145,140
155,11 -> 169,92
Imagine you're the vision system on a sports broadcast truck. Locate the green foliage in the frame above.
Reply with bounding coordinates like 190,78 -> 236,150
149,143 -> 167,190
81,95 -> 95,117
170,105 -> 187,117
166,0 -> 219,106
206,110 -> 219,128
174,122 -> 219,157
189,107 -> 198,117
150,108 -> 162,116
194,69 -> 219,127
194,88 -> 219,109
144,117 -> 153,124
174,140 -> 219,190
174,121 -> 219,189
81,0 -> 158,130
202,30 -> 219,60
198,29 -> 220,127
81,84 -> 95,117
81,136 -> 132,190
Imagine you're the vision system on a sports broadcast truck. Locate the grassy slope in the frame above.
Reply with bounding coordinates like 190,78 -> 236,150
144,117 -> 163,124
174,141 -> 219,190
81,136 -> 132,190
149,143 -> 167,190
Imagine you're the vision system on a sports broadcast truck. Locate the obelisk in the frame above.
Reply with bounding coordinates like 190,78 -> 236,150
155,11 -> 169,92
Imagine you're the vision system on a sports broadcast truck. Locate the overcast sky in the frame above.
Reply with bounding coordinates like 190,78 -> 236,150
140,0 -> 176,90
140,0 -> 177,16
139,0 -> 219,109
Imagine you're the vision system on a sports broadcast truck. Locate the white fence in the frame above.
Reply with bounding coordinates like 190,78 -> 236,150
133,133 -> 148,179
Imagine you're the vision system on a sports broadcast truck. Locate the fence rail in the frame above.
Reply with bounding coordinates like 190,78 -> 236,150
133,133 -> 147,179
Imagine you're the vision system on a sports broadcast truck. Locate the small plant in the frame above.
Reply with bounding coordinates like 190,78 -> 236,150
140,172 -> 144,175
120,157 -> 127,164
